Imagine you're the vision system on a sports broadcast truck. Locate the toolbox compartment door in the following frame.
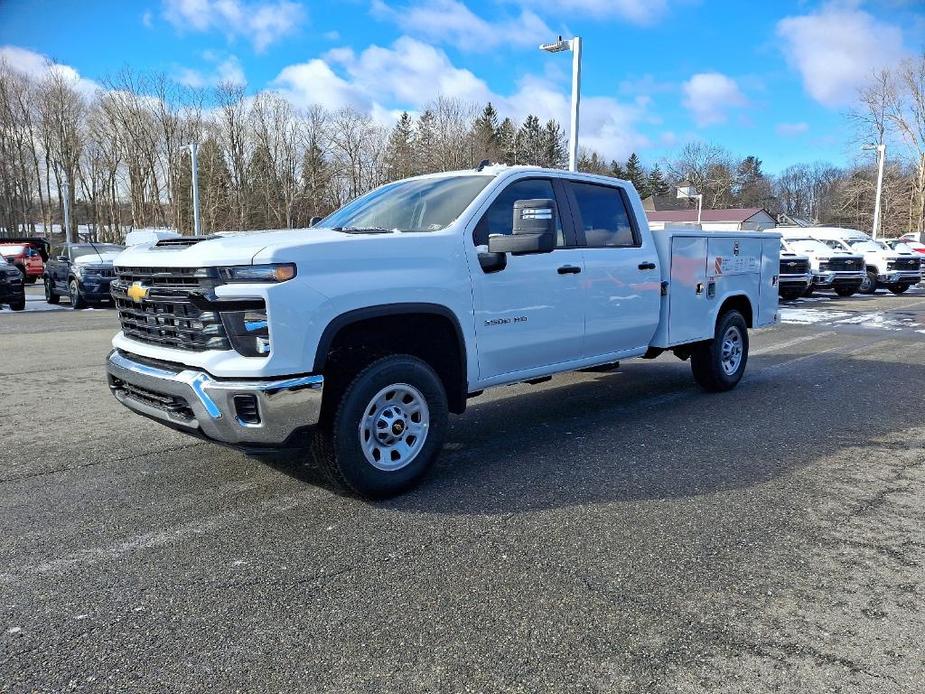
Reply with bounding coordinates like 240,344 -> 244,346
667,235 -> 710,345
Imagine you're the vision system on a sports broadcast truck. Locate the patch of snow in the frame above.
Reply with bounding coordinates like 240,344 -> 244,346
779,308 -> 851,324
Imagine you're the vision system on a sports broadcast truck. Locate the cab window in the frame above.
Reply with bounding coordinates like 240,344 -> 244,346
473,178 -> 565,247
569,182 -> 638,248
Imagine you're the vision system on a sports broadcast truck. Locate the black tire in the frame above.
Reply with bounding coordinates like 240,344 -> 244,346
44,277 -> 59,304
313,355 -> 449,498
68,279 -> 86,309
690,310 -> 749,393
779,288 -> 803,301
859,270 -> 877,294
834,285 -> 859,297
888,284 -> 910,295
10,296 -> 25,311
802,284 -> 814,297
24,275 -> 36,284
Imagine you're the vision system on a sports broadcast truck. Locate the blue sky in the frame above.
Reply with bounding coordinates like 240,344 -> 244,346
1,0 -> 923,172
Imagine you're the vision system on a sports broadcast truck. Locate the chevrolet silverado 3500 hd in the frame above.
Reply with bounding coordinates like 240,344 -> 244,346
107,166 -> 779,497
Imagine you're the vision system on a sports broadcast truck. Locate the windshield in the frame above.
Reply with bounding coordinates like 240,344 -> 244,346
788,239 -> 832,255
71,243 -> 124,260
320,176 -> 492,232
848,240 -> 881,252
0,245 -> 27,256
889,242 -> 914,252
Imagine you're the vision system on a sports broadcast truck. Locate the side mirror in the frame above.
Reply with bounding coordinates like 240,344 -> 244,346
309,216 -> 322,227
487,199 -> 557,255
56,255 -> 69,262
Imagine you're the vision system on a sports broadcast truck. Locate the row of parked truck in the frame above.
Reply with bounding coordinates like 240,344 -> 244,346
776,227 -> 924,300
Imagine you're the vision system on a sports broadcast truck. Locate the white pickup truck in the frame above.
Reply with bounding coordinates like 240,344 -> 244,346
107,166 -> 779,497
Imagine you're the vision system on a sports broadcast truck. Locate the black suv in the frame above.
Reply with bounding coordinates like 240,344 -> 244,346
44,242 -> 124,309
0,258 -> 26,311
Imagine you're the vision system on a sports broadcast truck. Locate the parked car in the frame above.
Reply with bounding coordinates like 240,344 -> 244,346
778,230 -> 865,297
885,238 -> 925,255
0,238 -> 49,283
805,227 -> 922,295
777,240 -> 813,300
106,165 -> 780,497
44,242 -> 124,309
0,258 -> 26,310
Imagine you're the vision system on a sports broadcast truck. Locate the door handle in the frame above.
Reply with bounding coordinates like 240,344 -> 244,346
638,261 -> 656,270
557,265 -> 582,275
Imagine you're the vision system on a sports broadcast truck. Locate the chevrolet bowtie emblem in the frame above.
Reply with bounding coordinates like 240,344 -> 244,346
127,282 -> 149,302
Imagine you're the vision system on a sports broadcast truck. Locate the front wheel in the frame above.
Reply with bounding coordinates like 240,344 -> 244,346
10,296 -> 25,311
690,310 -> 749,392
313,355 -> 449,498
68,279 -> 86,309
802,284 -> 814,297
859,270 -> 877,294
888,284 -> 911,295
44,277 -> 59,304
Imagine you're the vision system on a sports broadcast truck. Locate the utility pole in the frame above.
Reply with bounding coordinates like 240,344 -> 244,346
872,144 -> 885,239
189,143 -> 202,236
62,180 -> 73,244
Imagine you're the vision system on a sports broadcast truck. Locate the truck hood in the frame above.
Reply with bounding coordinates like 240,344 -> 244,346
74,252 -> 121,267
114,228 -> 352,268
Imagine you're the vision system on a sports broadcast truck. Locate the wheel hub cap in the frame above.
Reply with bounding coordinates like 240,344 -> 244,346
720,326 -> 743,376
360,384 -> 429,471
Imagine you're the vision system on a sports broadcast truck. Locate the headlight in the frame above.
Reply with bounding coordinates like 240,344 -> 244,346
217,263 -> 296,283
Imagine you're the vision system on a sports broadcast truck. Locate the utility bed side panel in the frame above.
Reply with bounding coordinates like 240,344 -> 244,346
666,236 -> 710,345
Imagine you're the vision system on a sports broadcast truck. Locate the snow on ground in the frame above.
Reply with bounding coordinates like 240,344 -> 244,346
779,307 -> 922,332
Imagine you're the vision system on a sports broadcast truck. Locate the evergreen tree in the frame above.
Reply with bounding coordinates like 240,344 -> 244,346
384,112 -> 415,181
472,103 -> 500,163
517,115 -> 543,165
645,163 -> 670,198
578,151 -> 609,175
734,155 -> 770,207
496,117 -> 517,164
609,160 -> 626,179
301,139 -> 331,222
414,109 -> 437,174
624,152 -> 647,196
541,119 -> 566,169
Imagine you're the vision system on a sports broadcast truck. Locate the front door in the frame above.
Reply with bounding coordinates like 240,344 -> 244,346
469,177 -> 585,383
565,181 -> 661,357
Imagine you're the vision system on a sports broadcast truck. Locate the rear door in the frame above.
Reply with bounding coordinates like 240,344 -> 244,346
468,176 -> 586,381
564,180 -> 661,357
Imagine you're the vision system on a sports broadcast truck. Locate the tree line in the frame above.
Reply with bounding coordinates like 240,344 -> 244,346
2,54 -> 925,241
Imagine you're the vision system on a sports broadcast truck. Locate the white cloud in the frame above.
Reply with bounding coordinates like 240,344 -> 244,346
681,72 -> 747,127
372,0 -> 551,51
271,35 -> 649,161
0,45 -> 99,97
162,0 -> 305,52
176,54 -> 246,88
142,10 -> 154,28
776,122 -> 809,137
776,3 -> 906,107
517,0 -> 670,25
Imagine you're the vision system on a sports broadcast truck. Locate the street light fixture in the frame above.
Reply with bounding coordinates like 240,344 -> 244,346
862,143 -> 886,239
677,184 -> 704,225
539,35 -> 582,172
187,143 -> 202,237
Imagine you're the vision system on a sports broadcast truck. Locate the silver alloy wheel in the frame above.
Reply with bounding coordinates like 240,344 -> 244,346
69,281 -> 79,306
720,325 -> 744,376
860,273 -> 872,292
359,383 -> 430,471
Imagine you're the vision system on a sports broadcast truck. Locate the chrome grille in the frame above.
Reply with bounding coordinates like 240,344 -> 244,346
112,267 -> 230,351
888,258 -> 920,271
826,257 -> 862,272
780,258 -> 809,274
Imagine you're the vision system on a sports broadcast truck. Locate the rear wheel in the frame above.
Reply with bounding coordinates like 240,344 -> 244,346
888,284 -> 911,295
313,355 -> 449,498
68,279 -> 86,309
44,277 -> 59,304
690,310 -> 749,392
859,270 -> 877,294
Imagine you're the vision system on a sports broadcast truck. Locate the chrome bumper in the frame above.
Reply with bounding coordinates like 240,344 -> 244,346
812,271 -> 865,287
106,350 -> 323,447
878,270 -> 922,283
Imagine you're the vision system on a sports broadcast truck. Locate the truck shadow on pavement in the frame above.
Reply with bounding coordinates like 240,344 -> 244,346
265,348 -> 922,515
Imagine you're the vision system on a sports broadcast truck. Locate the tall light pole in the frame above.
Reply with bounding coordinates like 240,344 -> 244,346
862,143 -> 886,238
61,180 -> 73,244
187,143 -> 202,236
539,35 -> 582,172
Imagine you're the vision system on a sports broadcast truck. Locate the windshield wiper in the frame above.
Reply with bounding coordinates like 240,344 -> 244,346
331,226 -> 396,234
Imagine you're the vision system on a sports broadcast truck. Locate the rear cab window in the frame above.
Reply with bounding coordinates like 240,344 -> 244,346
568,181 -> 639,248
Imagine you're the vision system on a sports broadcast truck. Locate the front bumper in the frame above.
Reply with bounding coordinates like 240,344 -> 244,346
878,270 -> 922,285
106,349 -> 324,447
779,273 -> 812,290
80,277 -> 113,300
812,271 -> 865,288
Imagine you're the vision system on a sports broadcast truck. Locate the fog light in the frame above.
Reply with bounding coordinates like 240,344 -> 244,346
233,394 -> 260,425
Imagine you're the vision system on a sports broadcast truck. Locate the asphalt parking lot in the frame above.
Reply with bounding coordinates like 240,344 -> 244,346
1,285 -> 924,693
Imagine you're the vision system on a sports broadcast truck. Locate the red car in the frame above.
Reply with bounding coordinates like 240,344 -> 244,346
0,238 -> 49,284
